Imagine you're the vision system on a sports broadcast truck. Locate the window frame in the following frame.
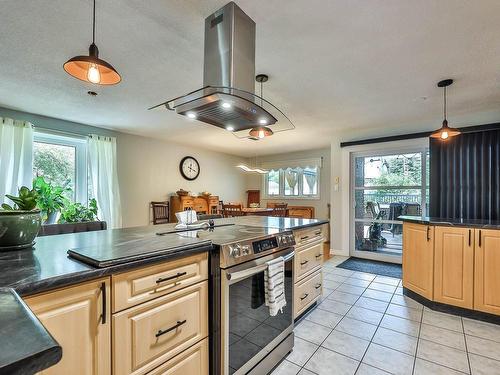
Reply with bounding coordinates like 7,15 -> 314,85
33,130 -> 88,205
263,166 -> 321,200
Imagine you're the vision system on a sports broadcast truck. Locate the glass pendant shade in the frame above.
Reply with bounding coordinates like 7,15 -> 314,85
249,126 -> 273,139
64,43 -> 121,85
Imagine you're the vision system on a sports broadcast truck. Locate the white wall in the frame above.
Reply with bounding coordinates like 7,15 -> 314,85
330,134 -> 429,256
246,147 -> 331,220
116,132 -> 247,228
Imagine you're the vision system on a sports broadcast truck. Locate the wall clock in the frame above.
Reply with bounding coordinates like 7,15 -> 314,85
179,156 -> 200,181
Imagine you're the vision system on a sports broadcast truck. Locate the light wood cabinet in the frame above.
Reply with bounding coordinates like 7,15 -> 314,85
434,226 -> 474,309
113,281 -> 208,375
293,226 -> 324,319
169,195 -> 219,222
112,252 -> 208,312
25,278 -> 111,375
402,223 -> 434,300
294,269 -> 322,318
474,229 -> 500,315
145,338 -> 208,375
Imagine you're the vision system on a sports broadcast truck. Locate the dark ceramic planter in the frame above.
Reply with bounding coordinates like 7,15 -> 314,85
0,210 -> 42,251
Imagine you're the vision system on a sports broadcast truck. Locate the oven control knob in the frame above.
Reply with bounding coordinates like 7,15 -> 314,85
229,245 -> 241,258
241,245 -> 250,255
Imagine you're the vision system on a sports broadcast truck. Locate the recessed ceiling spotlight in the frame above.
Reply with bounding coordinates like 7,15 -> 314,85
222,102 -> 232,109
226,125 -> 235,131
87,91 -> 98,96
187,112 -> 197,119
259,118 -> 268,125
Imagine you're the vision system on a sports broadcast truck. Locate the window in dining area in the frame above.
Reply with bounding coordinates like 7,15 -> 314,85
264,164 -> 320,199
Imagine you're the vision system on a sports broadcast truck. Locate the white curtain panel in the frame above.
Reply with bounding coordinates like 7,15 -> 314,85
0,118 -> 33,204
88,135 -> 122,228
284,168 -> 298,189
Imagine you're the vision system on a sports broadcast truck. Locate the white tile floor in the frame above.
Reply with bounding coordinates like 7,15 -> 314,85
272,256 -> 500,375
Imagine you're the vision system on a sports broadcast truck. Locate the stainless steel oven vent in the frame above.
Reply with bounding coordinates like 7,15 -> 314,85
150,2 -> 294,137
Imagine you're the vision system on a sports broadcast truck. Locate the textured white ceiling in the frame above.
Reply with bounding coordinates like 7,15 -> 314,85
1,0 -> 500,156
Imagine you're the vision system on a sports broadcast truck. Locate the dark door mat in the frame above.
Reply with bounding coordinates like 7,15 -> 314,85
337,257 -> 402,279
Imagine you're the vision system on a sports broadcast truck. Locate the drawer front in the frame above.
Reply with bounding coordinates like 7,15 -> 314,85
112,252 -> 208,312
146,338 -> 208,375
294,226 -> 324,247
113,281 -> 208,375
294,269 -> 322,318
295,242 -> 323,282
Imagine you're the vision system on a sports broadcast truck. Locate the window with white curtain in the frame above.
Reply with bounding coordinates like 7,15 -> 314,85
263,161 -> 321,199
33,130 -> 88,204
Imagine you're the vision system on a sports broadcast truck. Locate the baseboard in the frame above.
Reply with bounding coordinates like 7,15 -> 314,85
404,288 -> 500,325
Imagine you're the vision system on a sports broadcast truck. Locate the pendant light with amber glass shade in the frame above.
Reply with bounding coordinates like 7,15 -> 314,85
430,79 -> 461,140
63,0 -> 121,85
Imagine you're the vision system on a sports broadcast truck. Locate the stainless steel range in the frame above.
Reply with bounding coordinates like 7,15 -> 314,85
194,225 -> 296,375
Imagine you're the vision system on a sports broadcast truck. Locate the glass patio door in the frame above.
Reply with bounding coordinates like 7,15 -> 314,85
350,149 -> 429,264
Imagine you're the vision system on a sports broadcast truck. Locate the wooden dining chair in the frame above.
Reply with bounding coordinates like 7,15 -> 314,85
272,203 -> 288,217
151,201 -> 169,224
222,203 -> 244,218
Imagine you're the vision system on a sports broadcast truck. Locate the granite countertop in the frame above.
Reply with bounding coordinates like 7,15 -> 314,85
212,216 -> 329,230
0,288 -> 61,374
399,215 -> 500,229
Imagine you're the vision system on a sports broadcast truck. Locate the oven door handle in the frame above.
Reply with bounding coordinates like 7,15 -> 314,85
226,251 -> 294,282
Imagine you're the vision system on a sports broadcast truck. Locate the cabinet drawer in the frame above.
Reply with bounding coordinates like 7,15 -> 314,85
113,281 -> 208,375
145,338 -> 208,375
294,269 -> 322,318
294,226 -> 324,247
295,242 -> 323,282
112,252 -> 208,312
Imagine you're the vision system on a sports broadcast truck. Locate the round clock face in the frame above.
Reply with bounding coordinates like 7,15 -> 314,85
179,156 -> 200,180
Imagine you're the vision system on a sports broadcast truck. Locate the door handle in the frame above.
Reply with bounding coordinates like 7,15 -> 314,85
156,271 -> 187,284
300,260 -> 309,266
315,254 -> 322,259
426,226 -> 430,241
314,283 -> 322,289
155,320 -> 187,338
468,230 -> 471,247
479,230 -> 482,247
300,235 -> 309,241
100,282 -> 106,325
300,293 -> 309,301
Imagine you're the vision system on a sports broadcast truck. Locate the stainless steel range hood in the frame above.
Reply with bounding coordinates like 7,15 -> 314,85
152,2 -> 294,137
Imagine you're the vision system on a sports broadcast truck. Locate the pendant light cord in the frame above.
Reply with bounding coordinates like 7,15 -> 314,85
260,80 -> 263,107
92,0 -> 96,44
443,86 -> 447,120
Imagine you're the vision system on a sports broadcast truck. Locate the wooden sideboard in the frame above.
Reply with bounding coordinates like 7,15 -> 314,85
266,203 -> 315,219
170,195 -> 219,222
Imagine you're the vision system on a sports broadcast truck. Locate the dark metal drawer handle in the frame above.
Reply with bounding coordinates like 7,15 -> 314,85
155,319 -> 187,338
300,293 -> 309,301
300,235 -> 309,240
315,283 -> 322,289
315,254 -> 322,259
156,272 -> 187,284
315,231 -> 321,236
100,282 -> 106,325
300,260 -> 309,266
426,226 -> 430,241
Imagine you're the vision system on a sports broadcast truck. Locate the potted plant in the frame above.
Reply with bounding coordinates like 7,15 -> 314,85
33,176 -> 69,224
0,186 -> 42,250
39,198 -> 105,236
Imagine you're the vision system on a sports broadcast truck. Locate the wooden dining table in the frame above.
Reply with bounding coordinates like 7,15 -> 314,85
241,207 -> 275,216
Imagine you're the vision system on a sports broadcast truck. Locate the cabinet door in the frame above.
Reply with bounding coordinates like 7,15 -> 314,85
402,223 -> 434,300
25,278 -> 111,375
474,229 -> 500,315
434,227 -> 474,308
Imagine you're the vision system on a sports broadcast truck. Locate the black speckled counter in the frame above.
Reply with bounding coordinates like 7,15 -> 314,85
211,216 -> 329,231
0,288 -> 61,374
399,215 -> 500,229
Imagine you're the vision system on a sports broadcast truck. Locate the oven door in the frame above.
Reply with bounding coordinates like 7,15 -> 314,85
221,248 -> 294,375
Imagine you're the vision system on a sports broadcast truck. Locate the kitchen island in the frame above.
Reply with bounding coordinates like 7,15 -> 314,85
0,216 -> 328,375
400,215 -> 500,323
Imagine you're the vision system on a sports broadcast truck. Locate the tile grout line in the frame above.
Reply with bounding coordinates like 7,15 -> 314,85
462,318 -> 472,375
411,294 -> 424,375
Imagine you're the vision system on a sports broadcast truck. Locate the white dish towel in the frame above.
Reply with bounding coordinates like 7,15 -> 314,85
264,256 -> 286,316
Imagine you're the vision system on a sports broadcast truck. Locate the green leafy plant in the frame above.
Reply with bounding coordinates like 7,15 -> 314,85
1,186 -> 39,211
59,198 -> 99,223
32,176 -> 70,220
